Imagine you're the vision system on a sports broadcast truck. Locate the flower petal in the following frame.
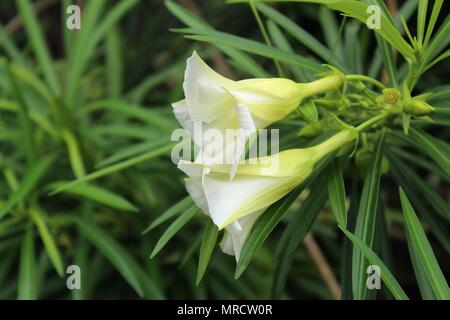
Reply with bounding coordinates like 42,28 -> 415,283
172,99 -> 195,137
202,172 -> 290,229
220,209 -> 265,261
229,103 -> 257,178
183,52 -> 235,123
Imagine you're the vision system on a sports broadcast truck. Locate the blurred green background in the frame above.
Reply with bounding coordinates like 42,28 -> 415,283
0,0 -> 448,300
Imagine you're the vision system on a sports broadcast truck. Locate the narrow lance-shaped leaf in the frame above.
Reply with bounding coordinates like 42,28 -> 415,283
423,0 -> 443,48
143,196 -> 193,234
417,0 -> 428,45
177,27 -> 325,72
327,160 -> 347,227
74,217 -> 146,297
352,132 -> 385,299
0,155 -> 55,219
272,176 -> 328,298
235,185 -> 304,279
399,188 -> 450,300
406,229 -> 436,300
298,100 -> 318,123
50,181 -> 139,212
257,2 -> 347,71
30,208 -> 64,277
386,154 -> 450,223
18,224 -> 37,300
339,226 -> 409,300
16,0 -> 60,94
150,205 -> 198,259
408,128 -> 450,176
65,0 -> 106,106
196,220 -> 219,285
229,0 -> 415,60
386,149 -> 450,255
50,144 -> 173,195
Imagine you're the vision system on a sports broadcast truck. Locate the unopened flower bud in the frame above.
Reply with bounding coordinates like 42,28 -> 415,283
403,99 -> 435,116
298,121 -> 323,138
383,88 -> 401,105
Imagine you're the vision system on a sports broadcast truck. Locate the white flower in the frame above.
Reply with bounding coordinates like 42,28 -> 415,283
177,129 -> 357,259
173,51 -> 308,175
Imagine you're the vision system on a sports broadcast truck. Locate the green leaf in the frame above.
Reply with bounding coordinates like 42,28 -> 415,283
18,224 -> 37,300
166,0 -> 210,29
399,188 -> 450,299
235,185 -> 304,279
196,220 -> 219,285
298,100 -> 319,122
267,20 -> 310,81
74,217 -> 146,297
417,0 -> 428,45
30,208 -> 64,277
0,155 -> 55,219
272,176 -> 328,298
344,21 -> 362,74
247,0 -> 415,60
352,132 -> 384,299
375,34 -> 398,87
327,160 -> 347,227
0,24 -> 28,67
106,27 -> 122,99
386,154 -> 450,223
236,153 -> 334,278
7,65 -> 37,164
79,100 -> 176,130
142,196 -> 193,234
150,205 -> 198,258
406,230 -> 436,299
177,28 -> 325,72
387,150 -> 450,254
318,6 -> 344,63
61,129 -> 86,178
165,0 -> 270,78
16,0 -> 60,94
127,58 -> 187,103
333,1 -> 415,60
50,144 -> 173,195
96,140 -> 168,168
390,146 -> 449,183
65,0 -> 106,106
423,0 -> 443,48
422,15 -> 450,65
422,48 -> 450,73
339,226 -> 409,300
9,63 -> 53,103
50,181 -> 139,212
257,3 -> 347,70
409,128 -> 450,176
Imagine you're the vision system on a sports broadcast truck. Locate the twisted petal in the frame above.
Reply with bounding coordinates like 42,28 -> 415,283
220,210 -> 265,261
179,155 -> 307,229
183,51 -> 235,123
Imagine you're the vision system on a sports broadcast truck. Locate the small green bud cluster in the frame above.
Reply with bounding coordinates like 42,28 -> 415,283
374,88 -> 435,117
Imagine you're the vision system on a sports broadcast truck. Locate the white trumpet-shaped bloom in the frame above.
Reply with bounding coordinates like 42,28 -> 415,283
178,129 -> 357,260
173,51 -> 308,173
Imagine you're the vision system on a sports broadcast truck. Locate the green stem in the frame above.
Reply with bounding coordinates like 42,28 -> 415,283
249,0 -> 283,77
301,75 -> 344,98
345,75 -> 386,90
356,112 -> 390,132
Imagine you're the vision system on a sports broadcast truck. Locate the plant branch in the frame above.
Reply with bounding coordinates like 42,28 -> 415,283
345,75 -> 386,90
356,112 -> 390,132
304,233 -> 342,300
